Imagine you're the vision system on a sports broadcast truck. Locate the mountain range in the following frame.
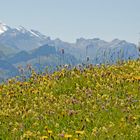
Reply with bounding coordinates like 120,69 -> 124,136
0,22 -> 139,81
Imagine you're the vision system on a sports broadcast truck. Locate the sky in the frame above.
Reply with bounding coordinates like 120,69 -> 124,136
0,0 -> 140,44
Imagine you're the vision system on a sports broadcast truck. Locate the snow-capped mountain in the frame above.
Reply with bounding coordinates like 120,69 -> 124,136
0,22 -> 139,81
0,22 -> 139,61
0,22 -> 50,51
0,22 -> 10,34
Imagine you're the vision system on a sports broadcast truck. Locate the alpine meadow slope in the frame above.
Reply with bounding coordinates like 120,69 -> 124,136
0,59 -> 140,139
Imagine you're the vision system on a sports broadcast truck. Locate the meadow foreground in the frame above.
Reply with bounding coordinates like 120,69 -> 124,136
0,60 -> 140,140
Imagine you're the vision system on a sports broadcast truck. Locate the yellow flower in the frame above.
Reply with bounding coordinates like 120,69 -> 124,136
25,130 -> 33,136
44,126 -> 48,130
102,126 -> 108,133
41,136 -> 48,140
23,130 -> 33,138
108,122 -> 115,128
85,118 -> 90,122
11,128 -> 18,133
134,76 -> 140,80
47,130 -> 53,135
64,134 -> 72,138
75,131 -> 84,135
92,127 -> 98,136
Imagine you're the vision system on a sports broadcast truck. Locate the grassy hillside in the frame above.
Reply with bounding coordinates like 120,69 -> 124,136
0,59 -> 140,140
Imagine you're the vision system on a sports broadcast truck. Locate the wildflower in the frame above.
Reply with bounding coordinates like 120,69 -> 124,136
47,130 -> 53,135
108,122 -> 115,128
85,118 -> 90,123
23,130 -> 33,138
92,127 -> 98,136
134,76 -> 140,81
58,133 -> 65,138
44,126 -> 48,130
64,134 -> 72,138
41,136 -> 48,140
11,128 -> 18,133
102,126 -> 108,133
75,131 -> 84,136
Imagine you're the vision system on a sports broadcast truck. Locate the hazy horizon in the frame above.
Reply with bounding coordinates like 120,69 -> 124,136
0,0 -> 140,44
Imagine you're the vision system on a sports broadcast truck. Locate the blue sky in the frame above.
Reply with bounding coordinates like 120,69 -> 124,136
0,0 -> 140,44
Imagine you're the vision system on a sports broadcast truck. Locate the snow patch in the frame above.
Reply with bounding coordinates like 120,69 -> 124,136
0,22 -> 8,34
29,30 -> 40,37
